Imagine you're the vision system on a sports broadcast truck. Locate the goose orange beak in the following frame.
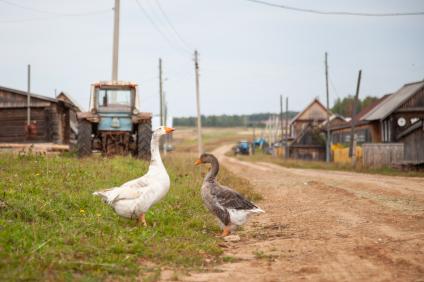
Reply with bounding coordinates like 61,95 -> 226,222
165,127 -> 175,134
194,159 -> 202,166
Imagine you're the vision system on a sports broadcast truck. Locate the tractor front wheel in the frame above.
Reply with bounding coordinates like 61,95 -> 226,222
137,121 -> 152,161
77,119 -> 92,157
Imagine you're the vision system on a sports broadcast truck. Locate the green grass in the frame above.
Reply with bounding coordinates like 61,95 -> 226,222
0,152 -> 258,281
232,151 -> 424,178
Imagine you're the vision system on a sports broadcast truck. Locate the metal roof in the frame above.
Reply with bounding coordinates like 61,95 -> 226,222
57,92 -> 83,111
362,80 -> 424,121
0,85 -> 57,103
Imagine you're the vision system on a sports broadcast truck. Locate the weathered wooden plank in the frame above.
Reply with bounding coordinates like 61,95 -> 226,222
363,143 -> 404,168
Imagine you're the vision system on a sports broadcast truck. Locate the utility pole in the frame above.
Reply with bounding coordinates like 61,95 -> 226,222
280,95 -> 284,141
194,50 -> 203,155
252,124 -> 256,155
349,70 -> 362,166
163,97 -> 168,155
159,58 -> 163,125
111,0 -> 120,81
27,64 -> 31,125
285,96 -> 289,158
325,52 -> 331,163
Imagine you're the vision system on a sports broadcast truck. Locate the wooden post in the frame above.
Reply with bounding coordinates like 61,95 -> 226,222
27,64 -> 31,125
159,58 -> 163,126
280,95 -> 284,142
349,70 -> 362,166
112,0 -> 120,81
194,50 -> 203,154
251,124 -> 256,155
325,52 -> 330,162
163,98 -> 168,155
285,96 -> 289,158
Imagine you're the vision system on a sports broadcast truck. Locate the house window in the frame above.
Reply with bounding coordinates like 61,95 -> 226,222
344,134 -> 351,143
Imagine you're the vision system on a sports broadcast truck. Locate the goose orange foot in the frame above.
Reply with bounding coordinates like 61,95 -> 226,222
221,226 -> 231,237
138,213 -> 147,227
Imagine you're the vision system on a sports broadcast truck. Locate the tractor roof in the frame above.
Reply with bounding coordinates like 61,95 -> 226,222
92,81 -> 138,87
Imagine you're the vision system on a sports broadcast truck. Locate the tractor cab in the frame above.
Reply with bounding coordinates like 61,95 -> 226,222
90,81 -> 140,132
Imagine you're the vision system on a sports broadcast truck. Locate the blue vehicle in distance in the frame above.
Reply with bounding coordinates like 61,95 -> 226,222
233,140 -> 251,155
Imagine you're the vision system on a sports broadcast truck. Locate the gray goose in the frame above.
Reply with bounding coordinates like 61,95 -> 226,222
195,153 -> 264,236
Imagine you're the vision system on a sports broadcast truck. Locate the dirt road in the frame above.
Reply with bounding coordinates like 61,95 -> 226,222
182,145 -> 424,282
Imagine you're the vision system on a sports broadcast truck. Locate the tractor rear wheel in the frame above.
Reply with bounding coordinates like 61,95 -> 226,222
77,119 -> 92,157
137,121 -> 152,161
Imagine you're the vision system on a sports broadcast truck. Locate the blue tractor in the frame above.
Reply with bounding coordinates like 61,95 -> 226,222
233,140 -> 251,155
76,81 -> 152,159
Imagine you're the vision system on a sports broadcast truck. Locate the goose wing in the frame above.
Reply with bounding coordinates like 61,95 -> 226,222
111,186 -> 146,204
211,185 -> 257,210
94,179 -> 149,204
121,175 -> 149,188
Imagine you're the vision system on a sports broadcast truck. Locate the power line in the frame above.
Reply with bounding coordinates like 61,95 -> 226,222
0,12 -> 111,24
144,0 -> 190,52
0,0 -> 112,17
153,0 -> 193,51
329,76 -> 340,99
244,0 -> 424,17
134,0 -> 191,58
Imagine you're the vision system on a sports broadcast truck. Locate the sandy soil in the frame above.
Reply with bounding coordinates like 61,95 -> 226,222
177,145 -> 424,282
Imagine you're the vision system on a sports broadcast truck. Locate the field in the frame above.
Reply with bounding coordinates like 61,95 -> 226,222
172,127 -> 251,154
1,127 -> 423,281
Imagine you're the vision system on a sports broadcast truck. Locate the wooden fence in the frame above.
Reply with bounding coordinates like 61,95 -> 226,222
362,143 -> 404,168
332,144 -> 363,164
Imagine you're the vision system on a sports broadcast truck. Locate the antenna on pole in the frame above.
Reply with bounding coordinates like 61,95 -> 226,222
112,0 -> 120,81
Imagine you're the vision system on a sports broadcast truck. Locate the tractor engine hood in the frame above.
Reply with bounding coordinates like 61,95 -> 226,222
98,113 -> 132,131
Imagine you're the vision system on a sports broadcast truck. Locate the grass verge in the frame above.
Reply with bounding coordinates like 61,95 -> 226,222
0,152 -> 258,281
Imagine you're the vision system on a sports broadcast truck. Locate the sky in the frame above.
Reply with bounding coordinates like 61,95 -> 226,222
0,0 -> 423,118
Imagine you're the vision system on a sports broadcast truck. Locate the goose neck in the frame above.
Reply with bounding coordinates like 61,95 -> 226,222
149,135 -> 164,168
205,158 -> 219,183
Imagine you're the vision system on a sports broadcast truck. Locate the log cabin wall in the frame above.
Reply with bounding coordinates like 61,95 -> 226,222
0,87 -> 77,144
0,107 -> 50,142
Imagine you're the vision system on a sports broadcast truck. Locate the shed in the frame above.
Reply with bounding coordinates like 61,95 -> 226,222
288,98 -> 330,161
0,86 -> 80,144
289,123 -> 326,161
289,98 -> 330,139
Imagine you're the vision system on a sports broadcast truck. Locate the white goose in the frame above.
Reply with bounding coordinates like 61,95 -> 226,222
93,126 -> 174,226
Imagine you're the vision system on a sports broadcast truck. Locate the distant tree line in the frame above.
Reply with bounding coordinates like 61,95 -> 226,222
173,112 -> 298,127
331,96 -> 379,117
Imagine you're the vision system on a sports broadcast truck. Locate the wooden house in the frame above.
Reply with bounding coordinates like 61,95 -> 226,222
361,80 -> 424,164
330,95 -> 390,145
288,98 -> 331,160
289,98 -> 330,139
0,86 -> 80,144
